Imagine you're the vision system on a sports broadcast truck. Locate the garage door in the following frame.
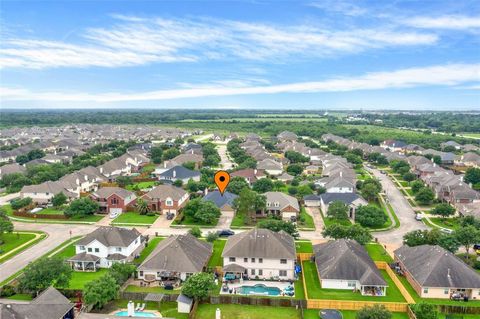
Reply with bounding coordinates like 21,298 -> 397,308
110,208 -> 122,214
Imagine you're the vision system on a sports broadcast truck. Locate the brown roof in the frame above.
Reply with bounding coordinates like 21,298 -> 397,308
143,184 -> 187,201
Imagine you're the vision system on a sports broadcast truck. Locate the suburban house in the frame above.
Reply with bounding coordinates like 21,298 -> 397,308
98,157 -> 132,181
264,191 -> 300,221
20,181 -> 78,204
315,173 -> 356,193
230,168 -> 265,185
277,131 -> 298,142
257,158 -> 283,176
0,162 -> 26,179
455,152 -> 480,167
314,239 -> 388,296
441,141 -> 462,150
381,139 -> 407,152
202,190 -> 237,213
0,287 -> 74,319
319,193 -> 368,220
142,184 -> 189,215
137,234 -> 212,284
277,172 -> 294,183
67,227 -> 143,271
169,153 -> 204,168
158,165 -> 201,184
394,245 -> 480,299
222,228 -> 296,280
90,187 -> 137,214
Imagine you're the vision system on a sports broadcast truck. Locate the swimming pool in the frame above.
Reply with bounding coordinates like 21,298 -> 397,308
238,284 -> 282,296
115,311 -> 157,317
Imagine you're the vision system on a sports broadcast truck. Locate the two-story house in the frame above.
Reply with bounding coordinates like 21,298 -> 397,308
67,227 -> 143,271
264,191 -> 300,221
142,184 -> 189,215
90,187 -> 137,214
222,228 -> 296,281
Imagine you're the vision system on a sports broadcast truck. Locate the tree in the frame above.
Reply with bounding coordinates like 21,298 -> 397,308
173,179 -> 183,187
327,201 -> 349,220
206,231 -> 219,243
465,167 -> 480,185
411,302 -> 438,319
10,197 -> 32,210
431,203 -> 455,219
18,257 -> 72,295
183,198 -> 221,224
182,161 -> 196,170
0,208 -> 13,237
432,155 -> 442,165
189,226 -> 202,238
345,153 -> 362,165
136,198 -> 150,215
402,172 -> 416,182
322,224 -> 372,245
64,197 -> 99,218
116,176 -> 133,188
361,183 -> 380,202
403,229 -> 459,253
233,188 -> 266,223
150,147 -> 163,164
356,305 -> 391,319
108,263 -> 136,285
286,164 -> 303,176
415,187 -> 435,205
258,219 -> 299,239
284,151 -> 309,163
52,192 -> 67,207
355,205 -> 387,228
252,178 -> 274,193
83,274 -> 119,310
182,273 -> 216,300
455,225 -> 480,259
162,148 -> 180,161
411,180 -> 424,194
226,176 -> 249,195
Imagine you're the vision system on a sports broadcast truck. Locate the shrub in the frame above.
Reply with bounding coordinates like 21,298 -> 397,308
0,285 -> 15,297
11,197 -> 32,210
189,226 -> 202,238
206,231 -> 219,243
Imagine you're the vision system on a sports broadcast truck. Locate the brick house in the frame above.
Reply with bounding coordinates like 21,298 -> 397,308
142,184 -> 189,215
91,187 -> 137,214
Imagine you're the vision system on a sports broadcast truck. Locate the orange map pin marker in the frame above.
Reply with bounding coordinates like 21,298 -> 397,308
214,170 -> 230,195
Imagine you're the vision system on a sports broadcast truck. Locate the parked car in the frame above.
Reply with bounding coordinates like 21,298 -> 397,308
415,213 -> 423,221
217,229 -> 235,237
166,212 -> 175,220
474,244 -> 480,255
440,228 -> 453,234
109,211 -> 120,219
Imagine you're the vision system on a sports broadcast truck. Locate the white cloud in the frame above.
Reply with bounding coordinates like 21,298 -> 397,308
0,15 -> 438,69
403,15 -> 480,30
309,1 -> 367,16
2,63 -> 478,103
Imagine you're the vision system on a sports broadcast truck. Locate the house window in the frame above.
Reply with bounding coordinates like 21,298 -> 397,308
88,248 -> 92,252
251,269 -> 255,275
259,270 -> 263,276
279,270 -> 287,277
116,247 -> 122,252
444,289 -> 449,294
274,202 -> 280,207
229,257 -> 236,262
266,202 -> 271,207
280,259 -> 287,264
111,197 -> 118,204
94,248 -> 99,253
166,200 -> 173,206
423,288 -> 429,294
348,281 -> 356,288
251,258 -> 255,263
259,258 -> 263,264
244,258 -> 248,263
139,271 -> 143,276
79,246 -> 85,251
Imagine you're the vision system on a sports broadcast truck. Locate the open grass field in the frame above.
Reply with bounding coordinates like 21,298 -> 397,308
302,260 -> 405,302
207,239 -> 227,267
429,217 -> 462,230
0,232 -> 46,263
38,208 -> 64,215
195,304 -> 302,319
112,212 -> 158,225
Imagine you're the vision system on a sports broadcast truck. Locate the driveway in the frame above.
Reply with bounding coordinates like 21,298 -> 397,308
0,192 -> 20,206
217,210 -> 234,229
366,166 -> 428,252
304,206 -> 324,232
215,141 -> 234,170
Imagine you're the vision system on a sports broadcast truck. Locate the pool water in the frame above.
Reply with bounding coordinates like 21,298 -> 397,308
239,284 -> 282,296
115,311 -> 157,317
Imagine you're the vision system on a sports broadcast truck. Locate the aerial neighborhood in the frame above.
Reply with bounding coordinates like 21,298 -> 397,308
1,114 -> 480,319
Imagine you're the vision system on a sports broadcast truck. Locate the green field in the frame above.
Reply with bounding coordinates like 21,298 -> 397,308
112,212 -> 158,225
207,239 -> 227,267
303,310 -> 408,319
124,284 -> 181,294
0,232 -> 46,263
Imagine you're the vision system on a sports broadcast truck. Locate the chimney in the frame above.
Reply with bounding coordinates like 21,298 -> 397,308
99,167 -> 103,174
460,175 -> 464,182
447,268 -> 451,278
84,174 -> 88,181
340,171 -> 343,177
173,170 -> 176,178
205,188 -> 208,195
254,169 -> 257,175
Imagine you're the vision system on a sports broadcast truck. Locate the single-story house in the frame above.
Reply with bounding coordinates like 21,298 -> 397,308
158,165 -> 201,184
230,168 -> 265,185
264,191 -> 300,221
257,159 -> 283,176
318,193 -> 368,220
202,190 -> 237,213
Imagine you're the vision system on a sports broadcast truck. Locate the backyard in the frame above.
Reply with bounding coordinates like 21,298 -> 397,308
303,310 -> 409,319
134,236 -> 165,264
125,180 -> 157,191
66,268 -> 109,290
207,239 -> 227,268
195,304 -> 302,319
365,243 -> 393,262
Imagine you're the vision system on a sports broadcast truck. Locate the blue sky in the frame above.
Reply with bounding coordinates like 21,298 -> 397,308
1,0 -> 479,110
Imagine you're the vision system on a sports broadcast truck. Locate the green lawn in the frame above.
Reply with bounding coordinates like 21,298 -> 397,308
365,243 -> 393,262
302,261 -> 405,302
303,310 -> 408,319
429,217 -> 461,230
66,268 -> 109,290
294,278 -> 306,300
295,241 -> 313,253
298,207 -> 315,229
38,207 -> 64,215
207,239 -> 226,267
134,237 -> 164,264
323,216 -> 352,227
52,237 -> 83,260
112,212 -> 158,225
195,304 -> 302,319
231,213 -> 248,227
126,181 -> 157,191
124,284 -> 182,294
173,214 -> 218,227
0,232 -> 36,256
5,294 -> 33,301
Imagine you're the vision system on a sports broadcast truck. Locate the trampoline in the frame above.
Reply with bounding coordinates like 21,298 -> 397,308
319,309 -> 343,319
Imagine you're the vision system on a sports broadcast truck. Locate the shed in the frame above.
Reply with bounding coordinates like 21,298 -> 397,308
177,294 -> 193,314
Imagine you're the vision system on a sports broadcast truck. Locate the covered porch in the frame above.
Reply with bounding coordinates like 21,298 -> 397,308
360,285 -> 387,296
223,263 -> 247,286
67,253 -> 101,272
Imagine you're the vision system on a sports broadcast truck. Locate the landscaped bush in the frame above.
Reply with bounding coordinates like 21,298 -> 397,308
11,197 -> 32,210
0,285 -> 16,297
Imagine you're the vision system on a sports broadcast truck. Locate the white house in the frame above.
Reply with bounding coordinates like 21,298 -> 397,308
222,228 -> 296,281
67,227 -> 143,271
257,158 -> 283,176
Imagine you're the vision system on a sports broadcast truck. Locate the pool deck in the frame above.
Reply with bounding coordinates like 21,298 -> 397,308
220,280 -> 294,297
109,308 -> 162,318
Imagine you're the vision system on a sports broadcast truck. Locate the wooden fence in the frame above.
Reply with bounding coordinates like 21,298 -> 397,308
209,295 -> 306,308
14,211 -> 68,220
306,300 -> 408,312
375,261 -> 416,304
407,306 -> 418,319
